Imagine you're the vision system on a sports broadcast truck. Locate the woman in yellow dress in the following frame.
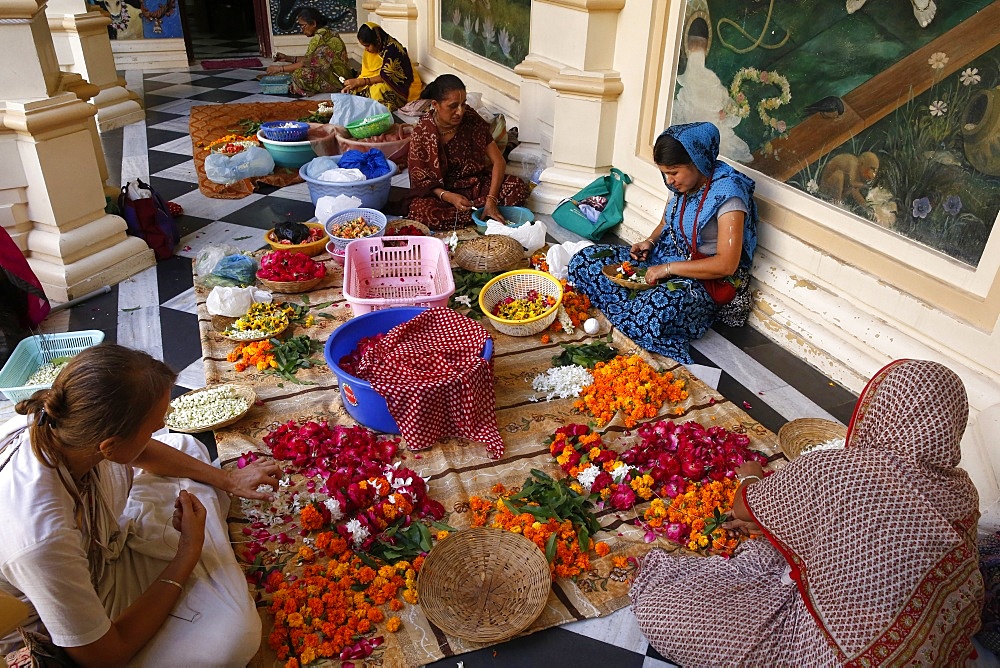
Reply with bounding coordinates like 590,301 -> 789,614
341,22 -> 422,111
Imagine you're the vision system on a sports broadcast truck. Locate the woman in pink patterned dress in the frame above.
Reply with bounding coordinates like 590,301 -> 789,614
406,74 -> 529,230
630,358 -> 983,666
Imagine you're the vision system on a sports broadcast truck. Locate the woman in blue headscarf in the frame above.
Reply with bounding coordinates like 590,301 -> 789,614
568,122 -> 758,363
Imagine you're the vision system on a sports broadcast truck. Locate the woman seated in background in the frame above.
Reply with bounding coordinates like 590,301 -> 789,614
268,7 -> 352,96
568,122 -> 757,364
340,22 -> 421,111
0,343 -> 281,666
406,74 -> 530,230
630,358 -> 984,666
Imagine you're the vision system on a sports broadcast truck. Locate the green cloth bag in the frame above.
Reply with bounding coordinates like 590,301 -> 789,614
551,168 -> 632,241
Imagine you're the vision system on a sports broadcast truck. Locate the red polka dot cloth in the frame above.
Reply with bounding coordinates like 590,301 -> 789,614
356,307 -> 504,458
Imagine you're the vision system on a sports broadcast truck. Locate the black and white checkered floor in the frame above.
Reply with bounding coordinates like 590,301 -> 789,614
8,67 -> 860,667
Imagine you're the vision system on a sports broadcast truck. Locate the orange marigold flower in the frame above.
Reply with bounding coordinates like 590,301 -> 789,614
386,616 -> 402,633
389,598 -> 403,611
594,542 -> 611,557
299,504 -> 324,531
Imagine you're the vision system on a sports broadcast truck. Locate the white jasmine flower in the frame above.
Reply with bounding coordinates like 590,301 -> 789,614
576,464 -> 600,493
323,497 -> 344,521
454,295 -> 472,308
610,463 -> 632,484
165,385 -> 251,432
531,365 -> 593,401
345,518 -> 370,547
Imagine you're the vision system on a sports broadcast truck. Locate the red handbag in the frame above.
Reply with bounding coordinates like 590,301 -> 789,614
678,174 -> 737,305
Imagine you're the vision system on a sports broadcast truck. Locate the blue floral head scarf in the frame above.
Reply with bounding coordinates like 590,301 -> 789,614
656,122 -> 758,270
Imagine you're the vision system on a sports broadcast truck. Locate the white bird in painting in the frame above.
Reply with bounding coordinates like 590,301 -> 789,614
846,0 -> 936,28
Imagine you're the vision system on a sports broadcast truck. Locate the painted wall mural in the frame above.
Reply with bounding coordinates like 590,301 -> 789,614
439,0 -> 530,70
269,0 -> 357,36
673,0 -> 1000,266
87,0 -> 182,39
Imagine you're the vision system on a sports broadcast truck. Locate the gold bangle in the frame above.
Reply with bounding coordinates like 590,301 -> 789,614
666,262 -> 672,276
159,578 -> 184,592
438,190 -> 447,201
485,195 -> 499,204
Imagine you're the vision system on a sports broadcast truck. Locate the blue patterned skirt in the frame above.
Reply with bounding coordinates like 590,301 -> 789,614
567,245 -> 717,364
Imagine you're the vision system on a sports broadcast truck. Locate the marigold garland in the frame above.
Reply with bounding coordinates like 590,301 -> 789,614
550,280 -> 591,333
574,355 -> 688,427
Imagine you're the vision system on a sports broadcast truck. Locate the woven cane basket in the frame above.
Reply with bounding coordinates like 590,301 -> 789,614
454,235 -> 524,273
479,269 -> 563,337
778,418 -> 848,460
256,276 -> 323,294
418,528 -> 551,643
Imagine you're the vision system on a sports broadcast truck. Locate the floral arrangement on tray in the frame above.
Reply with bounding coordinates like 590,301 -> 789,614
257,250 -> 327,282
221,302 -> 290,340
328,216 -> 381,240
201,133 -> 260,155
490,289 -> 558,321
574,354 -> 688,427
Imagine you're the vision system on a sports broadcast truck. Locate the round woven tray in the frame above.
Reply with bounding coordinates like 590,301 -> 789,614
777,418 -> 848,460
418,527 -> 551,643
601,264 -> 656,290
164,384 -> 256,433
256,275 -> 323,294
219,317 -> 289,342
454,235 -> 524,273
385,219 -> 430,236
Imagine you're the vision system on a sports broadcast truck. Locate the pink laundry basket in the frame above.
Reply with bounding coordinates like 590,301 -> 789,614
343,235 -> 456,316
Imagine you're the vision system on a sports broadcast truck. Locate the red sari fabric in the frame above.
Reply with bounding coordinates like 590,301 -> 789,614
630,359 -> 982,667
355,308 -> 504,458
406,108 -> 528,230
745,359 -> 983,665
0,225 -> 49,327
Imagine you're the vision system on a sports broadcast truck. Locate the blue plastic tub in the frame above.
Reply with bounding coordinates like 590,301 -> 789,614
471,205 -> 534,233
324,307 -> 493,434
299,154 -> 398,210
256,131 -> 316,169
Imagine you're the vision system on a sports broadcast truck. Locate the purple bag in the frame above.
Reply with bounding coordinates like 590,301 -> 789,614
117,180 -> 179,261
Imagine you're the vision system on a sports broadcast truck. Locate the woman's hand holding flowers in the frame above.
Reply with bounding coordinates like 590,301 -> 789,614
223,458 -> 283,501
644,263 -> 673,285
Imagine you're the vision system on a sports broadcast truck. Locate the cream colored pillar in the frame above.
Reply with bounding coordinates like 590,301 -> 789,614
0,0 -> 153,302
46,0 -> 144,132
512,0 -> 625,214
372,1 -> 419,52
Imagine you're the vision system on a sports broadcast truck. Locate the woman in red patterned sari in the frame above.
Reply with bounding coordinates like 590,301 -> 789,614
631,358 -> 983,667
406,74 -> 529,230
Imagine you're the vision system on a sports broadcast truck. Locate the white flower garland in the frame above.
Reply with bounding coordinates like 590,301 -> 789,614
530,365 -> 593,401
727,67 -> 792,133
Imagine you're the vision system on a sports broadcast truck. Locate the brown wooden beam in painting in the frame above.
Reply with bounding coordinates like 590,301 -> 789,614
751,2 -> 1000,181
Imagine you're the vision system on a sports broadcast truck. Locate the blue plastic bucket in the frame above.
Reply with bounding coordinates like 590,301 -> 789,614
324,307 -> 494,433
299,155 -> 397,210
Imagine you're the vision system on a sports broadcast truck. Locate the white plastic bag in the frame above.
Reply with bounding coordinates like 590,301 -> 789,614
546,240 -> 595,281
484,219 -> 548,255
316,194 -> 362,223
328,93 -> 390,127
206,286 -> 273,317
204,147 -> 275,185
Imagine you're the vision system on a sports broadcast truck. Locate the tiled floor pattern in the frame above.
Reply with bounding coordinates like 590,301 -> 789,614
4,67 -> 863,667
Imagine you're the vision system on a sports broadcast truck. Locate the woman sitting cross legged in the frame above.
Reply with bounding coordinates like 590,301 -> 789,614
0,343 -> 282,666
268,7 -> 353,96
406,74 -> 530,230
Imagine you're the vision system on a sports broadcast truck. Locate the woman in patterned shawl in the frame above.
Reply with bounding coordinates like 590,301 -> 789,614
340,22 -> 421,111
630,358 -> 984,667
567,122 -> 757,364
268,8 -> 352,96
406,74 -> 529,230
